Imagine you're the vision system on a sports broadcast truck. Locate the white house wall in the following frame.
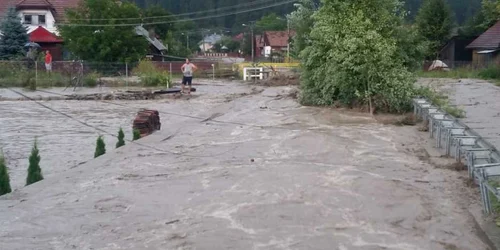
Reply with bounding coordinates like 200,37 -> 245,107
17,9 -> 58,35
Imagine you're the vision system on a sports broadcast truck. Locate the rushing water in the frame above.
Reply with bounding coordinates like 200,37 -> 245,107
0,99 -> 160,189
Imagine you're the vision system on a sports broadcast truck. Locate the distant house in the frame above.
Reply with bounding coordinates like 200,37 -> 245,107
259,31 -> 296,57
0,0 -> 80,35
29,26 -> 64,60
0,0 -> 79,60
199,33 -> 222,52
134,26 -> 168,61
439,35 -> 477,68
466,21 -> 500,66
232,33 -> 244,42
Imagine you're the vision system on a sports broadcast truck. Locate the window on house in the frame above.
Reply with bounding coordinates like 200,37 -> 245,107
24,15 -> 32,24
38,15 -> 46,24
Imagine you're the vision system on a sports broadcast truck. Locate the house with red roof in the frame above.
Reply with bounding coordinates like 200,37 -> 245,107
466,20 -> 500,66
0,0 -> 80,60
259,30 -> 295,57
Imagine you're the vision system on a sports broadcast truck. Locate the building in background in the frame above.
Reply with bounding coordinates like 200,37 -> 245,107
134,26 -> 168,61
199,33 -> 222,53
0,0 -> 79,60
260,31 -> 295,58
466,20 -> 500,67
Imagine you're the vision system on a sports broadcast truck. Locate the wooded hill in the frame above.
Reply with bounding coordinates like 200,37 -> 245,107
132,0 -> 482,27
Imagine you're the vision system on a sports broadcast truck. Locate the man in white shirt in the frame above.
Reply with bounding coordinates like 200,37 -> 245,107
180,58 -> 197,95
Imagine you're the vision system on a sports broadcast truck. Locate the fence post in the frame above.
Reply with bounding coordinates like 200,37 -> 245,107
213,64 -> 216,81
34,61 -> 38,88
169,62 -> 172,82
125,62 -> 129,90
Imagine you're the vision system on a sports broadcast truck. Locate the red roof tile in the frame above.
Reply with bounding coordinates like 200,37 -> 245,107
467,21 -> 500,49
16,0 -> 53,8
263,31 -> 296,47
29,25 -> 62,42
49,0 -> 80,22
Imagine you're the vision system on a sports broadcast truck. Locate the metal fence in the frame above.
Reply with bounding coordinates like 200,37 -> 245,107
0,60 -> 237,89
413,98 -> 500,214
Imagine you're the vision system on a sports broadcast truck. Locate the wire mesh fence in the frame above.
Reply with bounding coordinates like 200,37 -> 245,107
0,60 -> 238,90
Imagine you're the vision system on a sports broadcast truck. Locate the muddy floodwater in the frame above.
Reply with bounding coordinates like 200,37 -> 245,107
0,82 -> 493,249
0,98 -> 156,188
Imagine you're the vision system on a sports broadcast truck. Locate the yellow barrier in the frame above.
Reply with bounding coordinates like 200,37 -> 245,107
234,62 -> 300,72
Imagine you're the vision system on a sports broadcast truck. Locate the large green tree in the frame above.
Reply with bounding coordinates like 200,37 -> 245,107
301,0 -> 417,113
142,5 -> 175,38
60,0 -> 149,62
26,140 -> 43,186
255,13 -> 287,33
461,0 -> 500,36
0,7 -> 29,60
0,153 -> 12,196
287,0 -> 318,57
415,0 -> 455,59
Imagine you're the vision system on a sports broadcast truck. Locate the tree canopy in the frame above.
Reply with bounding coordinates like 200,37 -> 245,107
255,13 -> 287,33
300,0 -> 418,113
415,0 -> 455,59
142,5 -> 175,38
60,0 -> 149,62
288,0 -> 318,57
0,7 -> 29,60
460,0 -> 500,36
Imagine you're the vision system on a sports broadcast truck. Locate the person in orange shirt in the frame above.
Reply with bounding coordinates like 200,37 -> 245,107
44,50 -> 52,75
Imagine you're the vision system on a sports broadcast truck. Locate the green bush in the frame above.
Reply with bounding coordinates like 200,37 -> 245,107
141,72 -> 171,87
133,60 -> 171,87
299,0 -> 419,114
26,139 -> 43,186
133,129 -> 141,141
0,153 -> 12,196
116,128 -> 125,148
133,60 -> 158,75
83,72 -> 100,87
478,65 -> 500,80
94,136 -> 106,158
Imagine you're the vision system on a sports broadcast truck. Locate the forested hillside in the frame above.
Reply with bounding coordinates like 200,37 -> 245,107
132,0 -> 481,27
407,0 -> 481,24
132,0 -> 295,28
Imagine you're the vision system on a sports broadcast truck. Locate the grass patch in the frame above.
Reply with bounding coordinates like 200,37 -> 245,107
415,86 -> 466,118
488,181 -> 500,226
418,65 -> 500,85
0,70 -> 68,89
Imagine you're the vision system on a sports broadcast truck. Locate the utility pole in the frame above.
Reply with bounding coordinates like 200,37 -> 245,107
182,32 -> 189,50
243,22 -> 255,62
251,25 -> 254,62
287,17 -> 290,62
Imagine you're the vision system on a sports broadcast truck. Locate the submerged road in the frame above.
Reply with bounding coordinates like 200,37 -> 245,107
0,81 -> 491,249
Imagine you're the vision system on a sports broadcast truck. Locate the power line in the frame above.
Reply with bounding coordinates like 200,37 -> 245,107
4,87 -> 237,158
58,0 -> 296,27
67,0 -> 277,21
